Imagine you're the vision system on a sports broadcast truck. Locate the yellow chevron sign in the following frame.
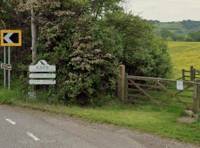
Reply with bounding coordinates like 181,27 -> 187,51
1,30 -> 22,46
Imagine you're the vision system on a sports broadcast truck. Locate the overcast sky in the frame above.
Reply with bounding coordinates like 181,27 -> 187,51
119,0 -> 200,22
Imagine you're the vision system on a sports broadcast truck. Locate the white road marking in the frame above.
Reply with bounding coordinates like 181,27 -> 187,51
27,131 -> 40,141
5,118 -> 16,125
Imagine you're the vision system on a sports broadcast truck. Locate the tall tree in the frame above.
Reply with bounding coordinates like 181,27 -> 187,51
98,10 -> 174,79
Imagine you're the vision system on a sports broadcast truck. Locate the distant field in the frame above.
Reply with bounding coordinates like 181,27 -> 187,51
167,41 -> 200,79
174,32 -> 188,38
154,23 -> 185,29
153,23 -> 189,38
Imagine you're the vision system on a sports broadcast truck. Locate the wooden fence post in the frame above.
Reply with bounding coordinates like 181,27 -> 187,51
125,73 -> 128,104
193,68 -> 196,80
193,80 -> 198,114
198,83 -> 200,118
118,65 -> 125,103
191,66 -> 194,81
196,80 -> 200,118
182,69 -> 185,80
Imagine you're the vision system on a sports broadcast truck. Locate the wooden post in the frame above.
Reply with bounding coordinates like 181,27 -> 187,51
31,5 -> 37,64
182,69 -> 185,80
125,73 -> 128,104
193,80 -> 198,114
31,4 -> 38,98
196,80 -> 200,118
118,65 -> 125,103
193,69 -> 196,80
191,66 -> 194,81
197,83 -> 200,118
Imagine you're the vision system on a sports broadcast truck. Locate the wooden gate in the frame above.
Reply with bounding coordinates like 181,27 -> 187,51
125,75 -> 199,114
117,65 -> 199,114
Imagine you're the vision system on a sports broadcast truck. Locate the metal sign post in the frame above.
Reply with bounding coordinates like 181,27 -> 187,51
1,30 -> 22,90
4,46 -> 6,88
2,46 -> 11,90
8,46 -> 10,90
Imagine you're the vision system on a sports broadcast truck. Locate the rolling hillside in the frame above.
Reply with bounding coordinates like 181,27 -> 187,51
153,23 -> 188,38
144,20 -> 200,38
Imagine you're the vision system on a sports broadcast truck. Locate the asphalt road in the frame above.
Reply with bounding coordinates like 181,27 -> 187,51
0,106 -> 99,148
0,105 -> 145,148
0,105 -> 199,148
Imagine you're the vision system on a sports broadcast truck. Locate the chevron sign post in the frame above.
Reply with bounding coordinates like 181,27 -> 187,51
0,30 -> 22,90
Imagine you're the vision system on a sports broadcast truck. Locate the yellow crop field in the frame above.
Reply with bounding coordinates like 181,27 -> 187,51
167,41 -> 200,80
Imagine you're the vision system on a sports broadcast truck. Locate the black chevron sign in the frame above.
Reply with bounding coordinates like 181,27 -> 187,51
1,30 -> 22,46
3,33 -> 19,43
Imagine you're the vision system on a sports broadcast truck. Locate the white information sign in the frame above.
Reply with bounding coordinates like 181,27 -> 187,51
29,60 -> 56,85
29,60 -> 56,72
28,92 -> 36,99
177,81 -> 183,90
29,80 -> 56,85
29,73 -> 56,78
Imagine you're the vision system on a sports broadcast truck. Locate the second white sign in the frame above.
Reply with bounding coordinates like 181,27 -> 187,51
29,80 -> 56,85
29,73 -> 56,78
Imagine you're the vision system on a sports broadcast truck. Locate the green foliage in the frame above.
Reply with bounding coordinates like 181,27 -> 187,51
159,29 -> 185,41
0,0 -> 13,28
185,36 -> 194,42
143,35 -> 174,79
188,30 -> 200,42
175,36 -> 185,41
33,4 -> 122,107
181,19 -> 200,32
152,22 -> 188,37
0,88 -> 17,105
4,0 -> 176,108
18,74 -> 29,99
149,20 -> 200,38
166,36 -> 173,41
160,29 -> 176,40
102,11 -> 174,79
62,15 -> 121,107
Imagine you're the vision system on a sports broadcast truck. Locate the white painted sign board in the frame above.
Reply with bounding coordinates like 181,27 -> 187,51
28,92 -> 36,99
29,60 -> 56,72
177,81 -> 183,90
29,73 -> 56,78
29,80 -> 56,85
